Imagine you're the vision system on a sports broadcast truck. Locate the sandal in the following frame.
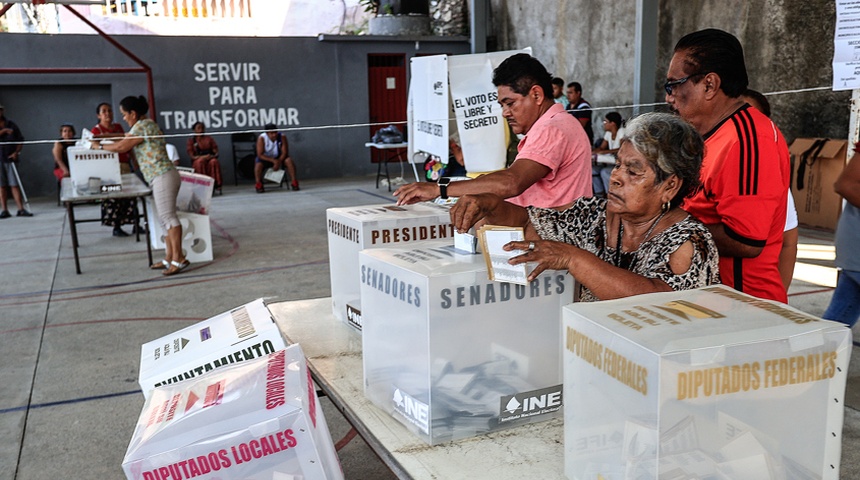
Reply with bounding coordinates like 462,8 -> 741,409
150,259 -> 169,270
162,259 -> 190,276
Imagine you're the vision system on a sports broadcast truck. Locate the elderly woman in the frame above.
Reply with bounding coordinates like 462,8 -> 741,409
92,96 -> 189,276
451,112 -> 719,301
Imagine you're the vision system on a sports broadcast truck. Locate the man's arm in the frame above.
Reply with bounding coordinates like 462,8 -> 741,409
835,151 -> 860,208
704,223 -> 764,258
394,158 -> 550,205
277,136 -> 288,162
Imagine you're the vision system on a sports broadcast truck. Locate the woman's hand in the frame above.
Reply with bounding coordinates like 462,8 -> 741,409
505,239 -> 577,282
449,193 -> 504,233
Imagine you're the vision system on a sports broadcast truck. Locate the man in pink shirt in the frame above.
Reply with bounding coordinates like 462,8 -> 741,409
394,53 -> 592,208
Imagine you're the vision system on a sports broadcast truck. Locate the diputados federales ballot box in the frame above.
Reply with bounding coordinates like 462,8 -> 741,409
123,344 -> 344,480
139,299 -> 287,399
326,202 -> 452,330
360,242 -> 572,445
563,285 -> 851,480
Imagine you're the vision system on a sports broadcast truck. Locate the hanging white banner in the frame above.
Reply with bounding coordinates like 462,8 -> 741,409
410,55 -> 450,158
448,49 -> 531,173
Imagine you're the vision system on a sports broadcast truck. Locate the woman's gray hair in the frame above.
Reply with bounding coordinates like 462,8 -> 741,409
621,112 -> 704,208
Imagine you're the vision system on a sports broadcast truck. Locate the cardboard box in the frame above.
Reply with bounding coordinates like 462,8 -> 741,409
326,202 -> 452,330
67,146 -> 122,191
139,298 -> 287,399
145,198 -> 214,263
360,241 -> 572,445
789,138 -> 847,231
563,285 -> 851,480
123,344 -> 344,480
176,171 -> 214,214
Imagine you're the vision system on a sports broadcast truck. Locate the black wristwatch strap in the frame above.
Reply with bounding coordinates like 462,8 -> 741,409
438,177 -> 450,199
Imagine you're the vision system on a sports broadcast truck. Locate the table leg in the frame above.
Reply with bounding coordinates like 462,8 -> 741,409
140,197 -> 153,267
65,201 -> 82,274
384,154 -> 391,192
375,150 -> 382,189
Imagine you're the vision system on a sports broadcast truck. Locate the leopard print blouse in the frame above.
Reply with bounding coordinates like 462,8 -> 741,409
528,197 -> 720,302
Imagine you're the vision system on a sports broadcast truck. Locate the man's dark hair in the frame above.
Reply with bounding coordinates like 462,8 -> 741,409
551,77 -> 565,87
492,53 -> 553,99
264,123 -> 277,131
673,28 -> 748,98
567,82 -> 582,93
605,112 -> 623,128
743,89 -> 771,117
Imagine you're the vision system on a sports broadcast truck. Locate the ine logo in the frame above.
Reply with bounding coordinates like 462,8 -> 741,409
346,304 -> 363,331
433,81 -> 444,95
392,388 -> 429,434
499,385 -> 563,423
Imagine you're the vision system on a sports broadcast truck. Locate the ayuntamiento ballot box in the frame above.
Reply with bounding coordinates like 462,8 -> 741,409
123,344 -> 343,480
139,298 -> 287,399
563,285 -> 851,480
360,241 -> 572,445
326,202 -> 452,330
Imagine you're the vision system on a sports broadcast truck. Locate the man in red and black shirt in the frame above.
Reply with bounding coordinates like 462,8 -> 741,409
666,29 -> 790,302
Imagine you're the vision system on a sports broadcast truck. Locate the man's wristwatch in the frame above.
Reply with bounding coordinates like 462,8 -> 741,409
438,177 -> 451,199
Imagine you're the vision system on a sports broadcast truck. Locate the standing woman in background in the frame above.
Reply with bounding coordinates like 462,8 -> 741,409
92,102 -> 137,237
92,96 -> 189,276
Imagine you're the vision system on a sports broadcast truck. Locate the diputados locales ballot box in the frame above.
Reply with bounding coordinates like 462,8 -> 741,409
360,241 -> 572,445
123,344 -> 344,480
326,202 -> 452,330
563,285 -> 851,480
139,298 -> 287,399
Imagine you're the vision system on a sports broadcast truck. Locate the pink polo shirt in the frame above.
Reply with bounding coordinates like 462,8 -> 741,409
507,103 -> 592,208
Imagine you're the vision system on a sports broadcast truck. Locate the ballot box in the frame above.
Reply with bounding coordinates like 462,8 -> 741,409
360,241 -> 572,445
562,285 -> 851,480
176,171 -> 215,214
326,202 -> 452,330
139,298 -> 287,399
67,146 -> 122,192
123,344 -> 344,480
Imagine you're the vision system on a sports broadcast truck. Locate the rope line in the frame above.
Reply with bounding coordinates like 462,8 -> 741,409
0,85 -> 840,147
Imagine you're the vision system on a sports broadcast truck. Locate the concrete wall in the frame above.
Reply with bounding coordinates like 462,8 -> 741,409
488,0 -> 849,144
0,33 -> 469,196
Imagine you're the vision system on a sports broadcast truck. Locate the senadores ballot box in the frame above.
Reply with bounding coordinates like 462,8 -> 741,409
139,298 -> 287,399
123,344 -> 344,480
326,202 -> 452,330
360,242 -> 572,445
563,285 -> 851,480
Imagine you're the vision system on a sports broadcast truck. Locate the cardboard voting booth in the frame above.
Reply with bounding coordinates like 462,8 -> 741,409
326,202 -> 452,330
67,146 -> 122,192
139,298 -> 287,399
145,199 -> 214,263
562,286 -> 851,480
124,344 -> 344,480
789,138 -> 848,231
360,242 -> 572,445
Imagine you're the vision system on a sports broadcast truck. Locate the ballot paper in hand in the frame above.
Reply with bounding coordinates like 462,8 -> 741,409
478,225 -> 530,285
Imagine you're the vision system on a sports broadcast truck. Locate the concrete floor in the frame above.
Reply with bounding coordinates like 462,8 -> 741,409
0,176 -> 856,479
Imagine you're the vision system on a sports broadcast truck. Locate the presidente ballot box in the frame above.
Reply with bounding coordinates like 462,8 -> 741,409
360,241 -> 572,445
67,146 -> 122,191
326,202 -> 452,330
562,285 -> 851,480
139,298 -> 287,399
123,344 -> 344,480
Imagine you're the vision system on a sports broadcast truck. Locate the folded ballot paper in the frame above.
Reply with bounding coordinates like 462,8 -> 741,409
477,225 -> 530,285
123,344 -> 344,480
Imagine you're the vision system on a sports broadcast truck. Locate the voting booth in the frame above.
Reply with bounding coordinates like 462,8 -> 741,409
124,344 -> 343,480
360,241 -> 572,445
67,146 -> 122,192
326,202 -> 452,330
563,286 -> 851,480
139,298 -> 287,399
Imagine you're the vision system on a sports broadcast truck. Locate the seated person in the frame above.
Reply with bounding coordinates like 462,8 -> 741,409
52,123 -> 75,181
592,112 -> 625,196
186,121 -> 222,189
425,133 -> 467,181
450,112 -> 720,301
165,143 -> 180,166
254,123 -> 299,192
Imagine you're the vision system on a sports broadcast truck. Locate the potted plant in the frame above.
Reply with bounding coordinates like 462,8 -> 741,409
364,0 -> 431,35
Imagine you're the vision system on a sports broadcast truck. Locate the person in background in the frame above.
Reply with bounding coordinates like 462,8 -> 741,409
592,112 -> 625,196
92,102 -> 136,237
666,29 -> 790,302
822,147 -> 860,327
566,81 -> 594,145
551,77 -> 569,109
255,123 -> 299,193
0,104 -> 30,218
743,88 -> 798,291
92,95 -> 189,276
52,124 -> 75,181
395,53 -> 592,208
450,112 -> 719,302
186,121 -> 222,190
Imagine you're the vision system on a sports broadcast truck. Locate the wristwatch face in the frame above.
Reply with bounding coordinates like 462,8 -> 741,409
438,177 -> 450,186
